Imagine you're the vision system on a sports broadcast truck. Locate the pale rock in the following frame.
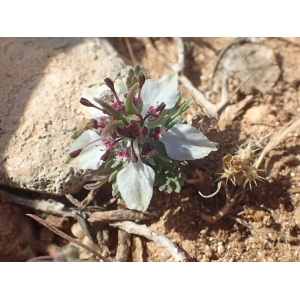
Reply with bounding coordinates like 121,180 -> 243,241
213,42 -> 280,94
0,37 -> 126,195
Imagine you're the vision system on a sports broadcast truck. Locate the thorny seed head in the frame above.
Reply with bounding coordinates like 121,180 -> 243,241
235,141 -> 259,162
242,165 -> 265,190
217,143 -> 265,189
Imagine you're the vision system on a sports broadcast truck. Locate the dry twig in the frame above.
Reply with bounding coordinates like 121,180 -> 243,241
200,182 -> 245,222
115,229 -> 132,262
0,189 -> 75,218
88,209 -> 155,223
173,37 -> 185,73
198,181 -> 222,198
139,37 -> 252,115
27,214 -> 111,262
227,214 -> 271,241
66,187 -> 101,210
132,236 -> 143,262
254,115 -> 300,169
125,37 -> 137,66
110,221 -> 187,262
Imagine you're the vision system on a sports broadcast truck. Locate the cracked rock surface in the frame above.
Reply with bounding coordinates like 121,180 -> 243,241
0,37 -> 126,195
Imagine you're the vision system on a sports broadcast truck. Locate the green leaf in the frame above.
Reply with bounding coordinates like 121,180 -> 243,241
111,159 -> 123,169
125,82 -> 139,115
104,159 -> 115,170
101,120 -> 125,137
144,157 -> 156,166
159,184 -> 166,191
174,180 -> 182,193
154,141 -> 172,163
166,185 -> 173,194
166,115 -> 182,129
108,169 -> 119,182
71,130 -> 84,140
112,181 -> 119,197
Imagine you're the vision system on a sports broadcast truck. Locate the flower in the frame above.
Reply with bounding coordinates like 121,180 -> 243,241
65,130 -> 106,170
66,66 -> 217,211
160,123 -> 217,161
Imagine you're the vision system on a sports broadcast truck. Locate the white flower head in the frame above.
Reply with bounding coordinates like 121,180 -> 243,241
66,66 -> 217,211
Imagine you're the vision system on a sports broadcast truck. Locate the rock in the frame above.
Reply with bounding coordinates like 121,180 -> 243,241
242,104 -> 272,124
213,41 -> 281,94
0,38 -> 126,195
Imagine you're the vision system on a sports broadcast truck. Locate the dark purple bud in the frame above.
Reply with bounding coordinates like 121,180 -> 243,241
117,124 -> 139,137
69,148 -> 82,158
104,78 -> 122,105
104,78 -> 115,91
117,126 -> 129,136
100,149 -> 110,161
127,123 -> 139,135
91,119 -> 99,129
140,126 -> 149,137
149,127 -> 162,140
141,143 -> 155,156
139,74 -> 146,88
80,98 -> 96,107
156,102 -> 166,112
137,74 -> 146,101
110,130 -> 118,139
80,98 -> 105,113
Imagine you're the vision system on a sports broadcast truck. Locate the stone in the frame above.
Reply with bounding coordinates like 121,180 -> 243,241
0,37 -> 126,195
213,41 -> 281,94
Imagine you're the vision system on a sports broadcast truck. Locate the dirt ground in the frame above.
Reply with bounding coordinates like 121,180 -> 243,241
2,37 -> 300,262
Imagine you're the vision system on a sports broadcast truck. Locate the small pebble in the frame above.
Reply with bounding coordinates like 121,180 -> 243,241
217,244 -> 225,255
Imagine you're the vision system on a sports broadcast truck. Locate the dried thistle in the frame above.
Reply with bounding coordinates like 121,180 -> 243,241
218,142 -> 265,190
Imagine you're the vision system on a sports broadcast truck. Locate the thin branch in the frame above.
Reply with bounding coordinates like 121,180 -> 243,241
200,182 -> 244,222
65,193 -> 81,207
0,189 -> 75,218
67,187 -> 101,210
110,221 -> 187,262
254,115 -> 300,168
173,37 -> 185,73
177,74 -> 217,112
227,214 -> 271,241
115,229 -> 131,262
132,236 -> 143,262
139,37 -> 218,112
88,209 -> 156,223
125,37 -> 137,66
27,214 -> 111,262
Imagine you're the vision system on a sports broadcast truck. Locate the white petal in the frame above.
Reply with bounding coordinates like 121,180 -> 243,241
117,160 -> 155,211
65,130 -> 105,170
160,124 -> 217,160
141,73 -> 178,116
81,85 -> 110,118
